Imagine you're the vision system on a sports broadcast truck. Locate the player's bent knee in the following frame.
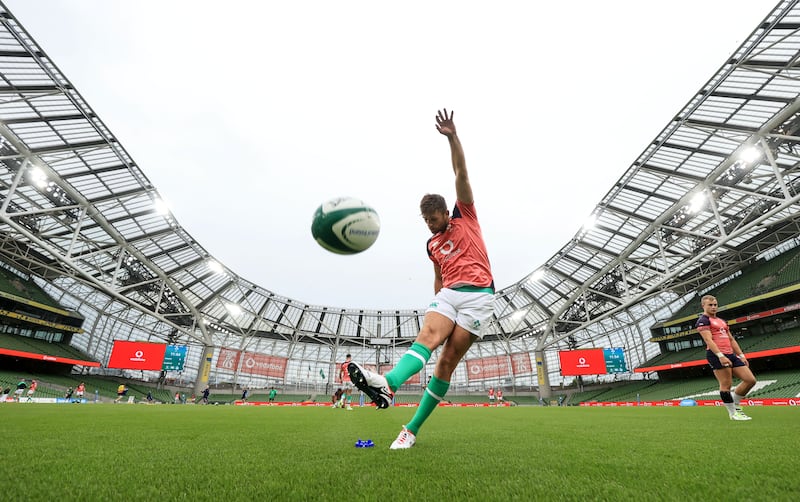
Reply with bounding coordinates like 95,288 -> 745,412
434,353 -> 457,373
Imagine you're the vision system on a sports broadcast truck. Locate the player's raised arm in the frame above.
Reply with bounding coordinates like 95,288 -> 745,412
436,109 -> 473,205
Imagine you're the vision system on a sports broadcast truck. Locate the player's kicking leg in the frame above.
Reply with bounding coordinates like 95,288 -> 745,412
347,362 -> 393,409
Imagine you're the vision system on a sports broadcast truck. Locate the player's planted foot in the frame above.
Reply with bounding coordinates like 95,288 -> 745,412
730,411 -> 752,421
347,362 -> 393,409
389,427 -> 416,450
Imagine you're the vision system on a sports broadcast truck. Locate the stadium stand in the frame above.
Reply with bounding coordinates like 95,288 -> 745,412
0,266 -> 84,334
0,262 -> 93,377
0,266 -> 63,309
663,248 -> 800,322
642,246 -> 800,387
749,369 -> 800,398
567,368 -> 800,404
0,333 -> 96,362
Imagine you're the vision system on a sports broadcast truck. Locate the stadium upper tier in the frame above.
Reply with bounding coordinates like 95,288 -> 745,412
2,2 -> 800,383
660,246 -> 800,323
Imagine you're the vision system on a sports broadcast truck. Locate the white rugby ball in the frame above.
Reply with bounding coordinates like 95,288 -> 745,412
311,197 -> 380,254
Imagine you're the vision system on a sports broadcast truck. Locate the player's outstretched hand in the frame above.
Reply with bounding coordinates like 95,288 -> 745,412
436,108 -> 456,137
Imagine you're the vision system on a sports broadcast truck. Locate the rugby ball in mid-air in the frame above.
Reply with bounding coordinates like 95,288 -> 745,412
311,197 -> 380,254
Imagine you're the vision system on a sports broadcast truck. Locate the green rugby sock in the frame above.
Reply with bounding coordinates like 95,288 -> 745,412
385,342 -> 431,391
406,375 -> 449,435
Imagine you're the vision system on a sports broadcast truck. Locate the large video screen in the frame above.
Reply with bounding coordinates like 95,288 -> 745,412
162,345 -> 188,371
558,348 -> 607,376
107,340 -> 167,370
603,347 -> 628,373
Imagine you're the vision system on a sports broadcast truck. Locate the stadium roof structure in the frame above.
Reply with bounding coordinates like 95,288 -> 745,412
1,1 -> 800,382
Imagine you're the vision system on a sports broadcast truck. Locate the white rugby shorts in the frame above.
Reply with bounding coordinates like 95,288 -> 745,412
426,287 -> 495,338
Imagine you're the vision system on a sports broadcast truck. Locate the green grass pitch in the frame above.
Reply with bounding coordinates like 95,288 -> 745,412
1,404 -> 796,501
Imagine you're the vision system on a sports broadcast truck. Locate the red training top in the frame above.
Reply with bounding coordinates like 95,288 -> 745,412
696,314 -> 733,353
427,201 -> 493,290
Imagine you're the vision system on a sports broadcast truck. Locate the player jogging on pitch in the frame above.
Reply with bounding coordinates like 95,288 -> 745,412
349,108 -> 495,449
696,294 -> 757,420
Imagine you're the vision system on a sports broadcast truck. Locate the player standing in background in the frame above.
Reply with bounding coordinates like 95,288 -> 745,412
75,382 -> 85,402
696,295 -> 757,420
26,379 -> 37,402
487,387 -> 495,406
338,354 -> 354,410
349,109 -> 495,449
496,388 -> 503,406
13,378 -> 26,402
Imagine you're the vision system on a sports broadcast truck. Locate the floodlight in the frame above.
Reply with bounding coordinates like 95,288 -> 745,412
224,303 -> 242,316
739,146 -> 761,164
28,167 -> 48,188
510,310 -> 526,324
207,260 -> 224,274
688,191 -> 706,213
529,269 -> 545,282
153,197 -> 170,215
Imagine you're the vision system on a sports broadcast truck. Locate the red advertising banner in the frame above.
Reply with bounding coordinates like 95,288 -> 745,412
510,352 -> 532,375
0,347 -> 101,367
233,401 -> 513,407
580,398 -> 799,407
216,348 -> 241,371
239,352 -> 287,378
730,302 -> 800,324
466,355 -> 510,381
107,340 -> 167,370
558,348 -> 606,376
214,349 -> 286,378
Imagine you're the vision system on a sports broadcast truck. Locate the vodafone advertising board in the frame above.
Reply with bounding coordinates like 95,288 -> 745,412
465,353 -> 532,381
107,340 -> 167,370
558,348 -> 606,376
215,348 -> 287,379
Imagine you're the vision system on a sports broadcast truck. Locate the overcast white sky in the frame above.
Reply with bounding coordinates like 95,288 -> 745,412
6,1 -> 774,310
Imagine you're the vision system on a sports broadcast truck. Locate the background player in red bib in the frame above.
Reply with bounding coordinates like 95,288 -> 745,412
75,382 -> 85,401
338,354 -> 354,410
26,379 -> 37,402
696,294 -> 757,420
349,109 -> 495,449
